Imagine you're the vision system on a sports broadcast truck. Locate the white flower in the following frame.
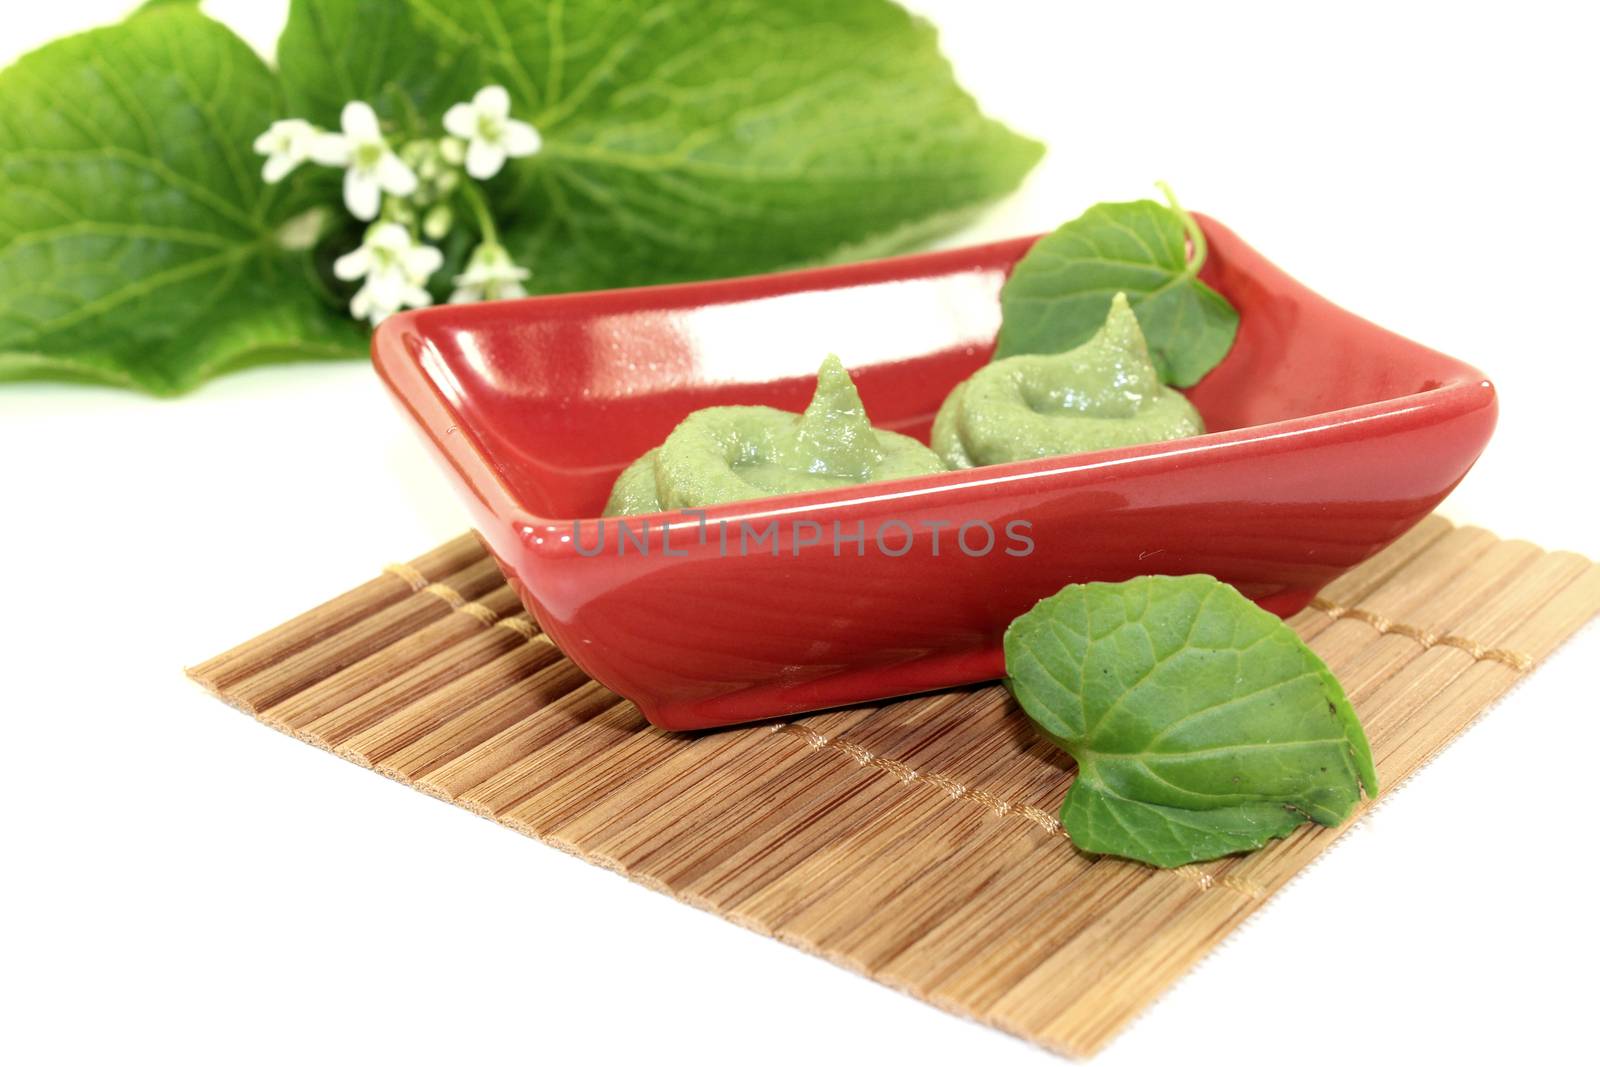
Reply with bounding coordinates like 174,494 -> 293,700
450,243 -> 531,304
442,86 -> 541,180
350,277 -> 430,325
333,222 -> 443,325
399,139 -> 460,205
422,204 -> 454,241
313,101 -> 419,221
252,118 -> 320,183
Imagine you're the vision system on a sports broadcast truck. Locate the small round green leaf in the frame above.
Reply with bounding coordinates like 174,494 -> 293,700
995,197 -> 1239,387
1004,574 -> 1378,868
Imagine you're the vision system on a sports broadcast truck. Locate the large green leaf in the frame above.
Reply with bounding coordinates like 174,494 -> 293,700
0,6 -> 362,395
277,0 -> 481,132
1,0 -> 1038,395
280,0 -> 1044,293
1004,575 -> 1378,868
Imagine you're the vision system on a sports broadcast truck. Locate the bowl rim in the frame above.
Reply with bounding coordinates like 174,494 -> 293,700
373,217 -> 1494,539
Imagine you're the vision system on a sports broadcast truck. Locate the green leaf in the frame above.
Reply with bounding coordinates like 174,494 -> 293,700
0,6 -> 362,395
1004,575 -> 1378,868
994,194 -> 1238,387
277,0 -> 482,132
275,0 -> 1043,293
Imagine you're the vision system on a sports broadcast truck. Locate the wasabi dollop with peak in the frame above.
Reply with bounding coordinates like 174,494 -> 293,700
931,292 -> 1203,469
604,355 -> 945,516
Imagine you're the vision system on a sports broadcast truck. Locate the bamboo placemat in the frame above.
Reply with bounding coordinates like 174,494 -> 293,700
188,515 -> 1600,1057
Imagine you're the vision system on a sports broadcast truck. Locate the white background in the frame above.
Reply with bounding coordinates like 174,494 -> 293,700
3,2 -> 1596,1064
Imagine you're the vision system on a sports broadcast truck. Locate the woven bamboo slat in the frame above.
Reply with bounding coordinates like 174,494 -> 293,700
187,514 -> 1600,1057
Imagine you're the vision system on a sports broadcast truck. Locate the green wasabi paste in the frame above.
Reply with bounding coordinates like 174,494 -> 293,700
931,292 -> 1203,469
604,355 -> 945,515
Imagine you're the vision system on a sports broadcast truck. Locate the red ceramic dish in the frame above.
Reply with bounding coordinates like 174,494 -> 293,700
373,216 -> 1496,731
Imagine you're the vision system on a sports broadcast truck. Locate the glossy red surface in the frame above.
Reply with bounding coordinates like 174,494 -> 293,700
373,217 -> 1497,730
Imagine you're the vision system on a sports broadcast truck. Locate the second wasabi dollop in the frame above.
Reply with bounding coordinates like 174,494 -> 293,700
605,355 -> 945,515
932,292 -> 1204,469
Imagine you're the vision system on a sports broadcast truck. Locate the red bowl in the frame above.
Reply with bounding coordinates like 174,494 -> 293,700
373,216 -> 1496,730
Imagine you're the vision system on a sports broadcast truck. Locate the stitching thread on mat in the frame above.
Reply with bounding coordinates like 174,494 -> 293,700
1309,597 -> 1534,671
387,564 -> 1532,677
421,582 -> 501,626
381,567 -> 1547,896
382,564 -> 538,634
422,581 -> 468,609
496,616 -> 539,639
382,562 -> 429,591
769,722 -> 1226,894
771,722 -> 1063,834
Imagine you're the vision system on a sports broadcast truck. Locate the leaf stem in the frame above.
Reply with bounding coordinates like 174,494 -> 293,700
1156,180 -> 1207,275
300,249 -> 344,312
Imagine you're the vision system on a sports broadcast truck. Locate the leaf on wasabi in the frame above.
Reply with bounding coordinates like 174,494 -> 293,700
994,193 -> 1238,387
1004,574 -> 1378,868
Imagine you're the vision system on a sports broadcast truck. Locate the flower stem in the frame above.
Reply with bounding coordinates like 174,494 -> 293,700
301,251 -> 344,311
458,181 -> 500,246
1156,180 -> 1207,274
